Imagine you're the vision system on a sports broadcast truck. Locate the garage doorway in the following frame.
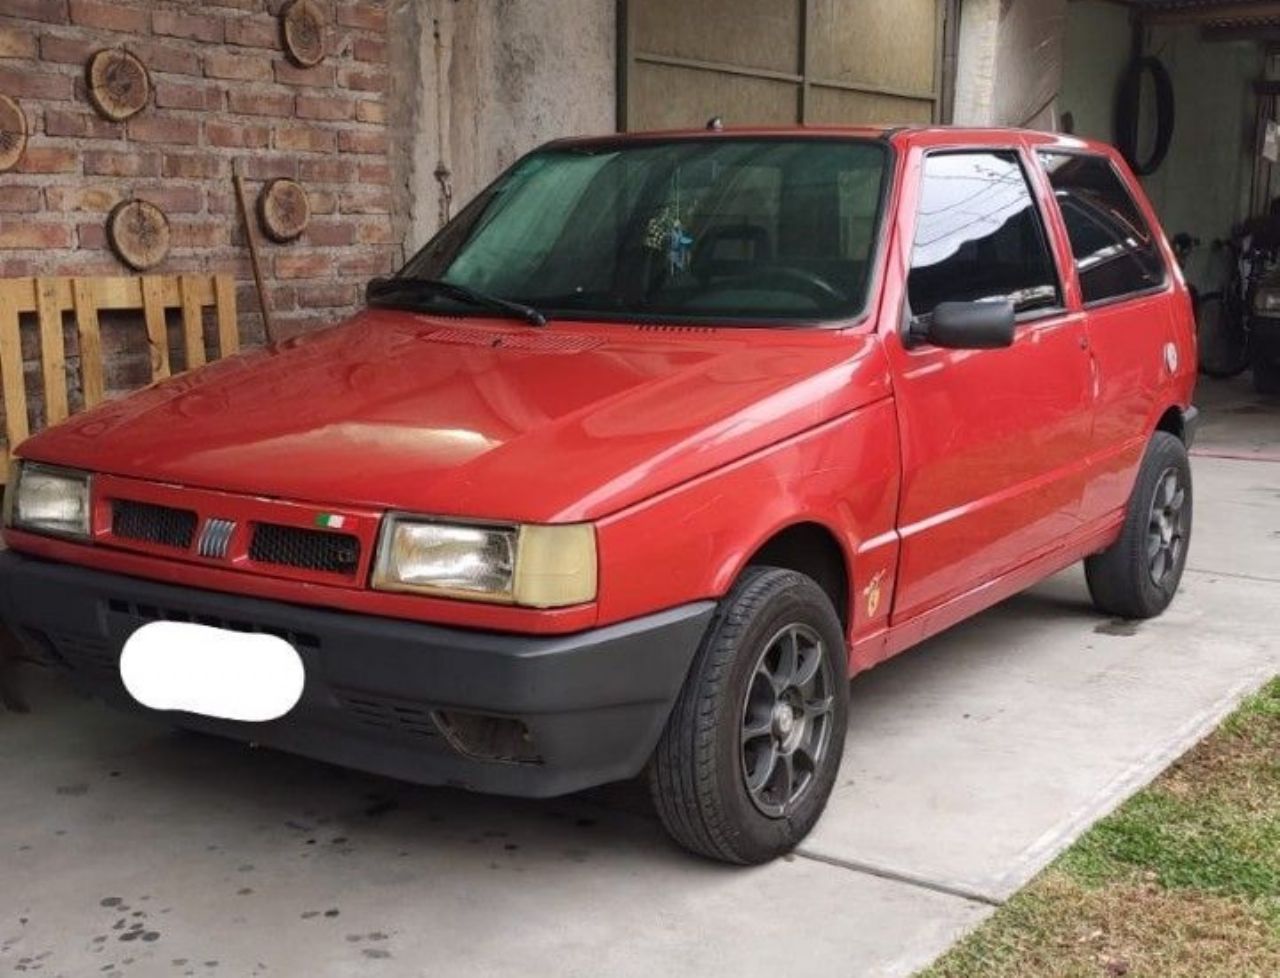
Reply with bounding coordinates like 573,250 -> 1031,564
617,0 -> 957,130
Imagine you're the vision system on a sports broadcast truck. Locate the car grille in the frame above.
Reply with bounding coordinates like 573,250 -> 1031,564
249,523 -> 361,575
106,598 -> 321,649
111,500 -> 199,549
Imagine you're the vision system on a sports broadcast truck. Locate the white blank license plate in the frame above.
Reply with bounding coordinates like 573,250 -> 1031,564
121,621 -> 305,723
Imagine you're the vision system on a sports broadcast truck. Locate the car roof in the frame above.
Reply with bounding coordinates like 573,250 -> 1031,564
548,125 -> 1119,159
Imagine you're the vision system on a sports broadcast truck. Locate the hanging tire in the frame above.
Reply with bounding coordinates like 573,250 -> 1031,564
1115,56 -> 1174,177
1085,431 -> 1192,619
648,566 -> 849,864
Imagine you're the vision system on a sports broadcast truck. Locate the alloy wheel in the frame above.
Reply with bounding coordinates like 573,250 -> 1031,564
1147,466 -> 1189,587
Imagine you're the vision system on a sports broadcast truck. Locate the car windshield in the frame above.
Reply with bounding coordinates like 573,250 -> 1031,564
396,137 -> 889,323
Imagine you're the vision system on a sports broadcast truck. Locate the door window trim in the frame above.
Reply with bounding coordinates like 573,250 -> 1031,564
1034,147 -> 1171,311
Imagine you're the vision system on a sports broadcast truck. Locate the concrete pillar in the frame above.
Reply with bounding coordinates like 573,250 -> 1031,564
953,0 -> 1067,129
388,0 -> 617,259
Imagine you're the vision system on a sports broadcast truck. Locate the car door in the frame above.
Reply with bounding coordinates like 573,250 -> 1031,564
881,145 -> 1095,624
1034,150 -> 1178,522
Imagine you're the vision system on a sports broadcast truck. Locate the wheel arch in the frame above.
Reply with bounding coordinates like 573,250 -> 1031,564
1154,403 -> 1186,443
738,520 -> 852,630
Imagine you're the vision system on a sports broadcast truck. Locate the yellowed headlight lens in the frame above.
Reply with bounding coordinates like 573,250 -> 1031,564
373,517 -> 597,608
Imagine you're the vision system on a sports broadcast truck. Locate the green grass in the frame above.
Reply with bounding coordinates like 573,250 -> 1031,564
919,677 -> 1280,978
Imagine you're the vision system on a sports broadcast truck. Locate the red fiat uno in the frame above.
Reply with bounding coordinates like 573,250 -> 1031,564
1,127 -> 1197,863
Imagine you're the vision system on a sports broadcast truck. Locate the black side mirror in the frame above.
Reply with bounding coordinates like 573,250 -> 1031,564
908,300 -> 1016,350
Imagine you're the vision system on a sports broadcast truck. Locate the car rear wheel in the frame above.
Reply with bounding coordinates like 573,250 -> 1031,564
647,566 -> 848,864
1085,431 -> 1192,619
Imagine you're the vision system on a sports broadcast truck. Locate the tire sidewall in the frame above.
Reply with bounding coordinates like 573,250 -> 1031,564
708,573 -> 849,859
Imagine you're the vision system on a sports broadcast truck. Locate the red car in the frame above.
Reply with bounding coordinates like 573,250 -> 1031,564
1,126 -> 1197,863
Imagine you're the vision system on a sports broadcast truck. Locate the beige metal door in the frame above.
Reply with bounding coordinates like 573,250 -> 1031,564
618,0 -> 951,130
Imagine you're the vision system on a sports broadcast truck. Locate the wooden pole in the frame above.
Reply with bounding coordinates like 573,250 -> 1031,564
233,160 -> 276,344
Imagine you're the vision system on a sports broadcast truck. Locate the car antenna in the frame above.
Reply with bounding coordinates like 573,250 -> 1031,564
706,116 -> 724,131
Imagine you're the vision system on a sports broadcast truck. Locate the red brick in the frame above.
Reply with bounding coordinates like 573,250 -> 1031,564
206,121 -> 270,148
352,37 -> 386,63
275,125 -> 337,153
225,91 -> 294,117
155,80 -> 224,111
339,251 -> 393,277
206,189 -> 235,214
170,224 -> 230,249
274,60 -> 334,87
68,0 -> 148,32
128,39 -> 203,76
44,108 -> 123,139
295,93 -> 354,121
152,9 -> 223,43
307,190 -> 337,214
337,2 -> 386,31
136,186 -> 203,213
164,152 -> 227,179
299,157 -> 355,182
338,129 -> 386,155
224,17 -> 279,48
269,285 -> 297,311
37,33 -> 94,64
204,51 -> 271,82
358,160 -> 390,184
1,0 -> 68,24
297,282 -> 356,308
304,221 -> 354,246
355,221 -> 393,245
84,149 -> 160,177
242,156 -> 297,180
340,187 -> 390,214
275,253 -> 332,279
0,186 -> 41,212
127,115 -> 201,145
0,65 -> 72,101
44,185 -> 124,212
354,99 -> 385,124
17,147 -> 78,173
77,222 -> 106,249
337,66 -> 385,93
0,223 -> 74,250
0,26 -> 39,59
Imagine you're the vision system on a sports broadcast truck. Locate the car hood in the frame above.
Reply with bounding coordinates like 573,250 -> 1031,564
20,310 -> 889,522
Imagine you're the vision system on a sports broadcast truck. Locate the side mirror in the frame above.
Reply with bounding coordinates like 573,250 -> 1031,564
907,300 -> 1016,350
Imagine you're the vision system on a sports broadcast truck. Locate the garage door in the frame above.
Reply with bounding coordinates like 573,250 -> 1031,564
618,0 -> 952,130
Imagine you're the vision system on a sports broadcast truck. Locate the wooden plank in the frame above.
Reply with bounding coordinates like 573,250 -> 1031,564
179,274 -> 206,370
72,278 -> 105,409
0,283 -> 29,465
0,276 -> 214,315
141,275 -> 171,381
214,274 -> 239,357
35,277 -> 69,425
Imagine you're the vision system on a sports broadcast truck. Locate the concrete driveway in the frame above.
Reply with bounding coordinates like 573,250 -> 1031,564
3,377 -> 1277,978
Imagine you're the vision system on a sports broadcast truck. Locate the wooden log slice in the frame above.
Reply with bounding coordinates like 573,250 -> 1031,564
280,0 -> 326,68
107,200 -> 171,271
258,178 -> 310,242
0,94 -> 27,173
87,48 -> 151,122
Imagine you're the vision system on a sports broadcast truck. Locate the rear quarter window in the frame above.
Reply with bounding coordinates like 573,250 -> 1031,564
1038,152 -> 1167,305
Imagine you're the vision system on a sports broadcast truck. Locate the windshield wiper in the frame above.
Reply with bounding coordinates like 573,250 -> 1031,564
366,276 -> 547,328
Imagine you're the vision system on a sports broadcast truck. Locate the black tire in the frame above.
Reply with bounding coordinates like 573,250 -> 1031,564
1115,56 -> 1174,177
648,566 -> 849,864
1085,431 -> 1192,619
1252,345 -> 1280,395
1196,291 -> 1249,378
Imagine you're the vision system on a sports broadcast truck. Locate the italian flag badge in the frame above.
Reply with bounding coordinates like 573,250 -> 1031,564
315,513 -> 347,530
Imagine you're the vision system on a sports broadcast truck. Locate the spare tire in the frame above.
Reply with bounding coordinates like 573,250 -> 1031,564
1115,56 -> 1174,176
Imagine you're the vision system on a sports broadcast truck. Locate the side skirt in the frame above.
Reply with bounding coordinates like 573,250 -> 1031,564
848,513 -> 1124,674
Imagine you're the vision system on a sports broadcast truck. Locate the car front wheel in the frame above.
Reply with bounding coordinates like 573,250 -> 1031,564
648,566 -> 849,864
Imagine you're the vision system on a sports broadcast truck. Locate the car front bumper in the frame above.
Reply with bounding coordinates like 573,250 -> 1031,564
0,550 -> 714,797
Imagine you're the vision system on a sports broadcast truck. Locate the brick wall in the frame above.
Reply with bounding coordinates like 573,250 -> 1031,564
0,0 -> 395,348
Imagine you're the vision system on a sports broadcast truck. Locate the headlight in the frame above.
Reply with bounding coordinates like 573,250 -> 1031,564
372,516 -> 597,608
1255,287 -> 1280,314
4,461 -> 92,539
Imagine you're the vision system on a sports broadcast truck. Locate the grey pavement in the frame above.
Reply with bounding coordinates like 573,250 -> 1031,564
1,376 -> 1276,978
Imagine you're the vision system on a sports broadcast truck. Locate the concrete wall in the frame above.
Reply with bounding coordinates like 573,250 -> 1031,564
1059,2 -> 1262,288
389,0 -> 616,258
954,0 -> 1066,128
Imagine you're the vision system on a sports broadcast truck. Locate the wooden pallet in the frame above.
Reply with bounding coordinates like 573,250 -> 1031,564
0,274 -> 238,483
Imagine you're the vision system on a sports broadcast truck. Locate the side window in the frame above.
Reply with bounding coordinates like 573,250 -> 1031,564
907,151 -> 1060,318
1038,152 -> 1166,304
